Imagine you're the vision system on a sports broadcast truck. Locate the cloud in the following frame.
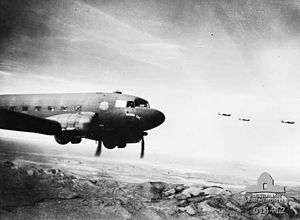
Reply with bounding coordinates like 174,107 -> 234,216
0,70 -> 12,77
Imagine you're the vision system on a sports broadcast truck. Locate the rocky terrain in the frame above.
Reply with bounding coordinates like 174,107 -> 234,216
1,159 -> 300,220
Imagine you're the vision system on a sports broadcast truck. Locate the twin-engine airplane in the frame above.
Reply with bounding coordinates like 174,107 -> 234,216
0,91 -> 165,158
218,112 -> 231,117
281,120 -> 295,124
238,118 -> 250,122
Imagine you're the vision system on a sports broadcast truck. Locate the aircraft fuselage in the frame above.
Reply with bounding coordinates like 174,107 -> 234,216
0,92 -> 165,152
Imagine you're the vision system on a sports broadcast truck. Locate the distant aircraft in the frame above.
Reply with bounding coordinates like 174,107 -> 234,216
0,91 -> 165,158
218,112 -> 231,117
281,120 -> 295,124
238,118 -> 250,122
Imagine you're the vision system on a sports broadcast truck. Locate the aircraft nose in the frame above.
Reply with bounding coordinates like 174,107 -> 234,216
138,108 -> 165,130
153,109 -> 165,128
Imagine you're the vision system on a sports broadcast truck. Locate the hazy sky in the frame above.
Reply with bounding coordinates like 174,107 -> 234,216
1,0 -> 300,173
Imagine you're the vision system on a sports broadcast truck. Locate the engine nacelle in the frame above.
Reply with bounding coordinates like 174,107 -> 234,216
70,137 -> 82,144
54,132 -> 70,145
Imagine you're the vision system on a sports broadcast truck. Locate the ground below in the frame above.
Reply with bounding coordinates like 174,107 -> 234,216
1,153 -> 300,220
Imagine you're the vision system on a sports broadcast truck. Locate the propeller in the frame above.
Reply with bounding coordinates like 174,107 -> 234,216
95,140 -> 102,156
140,137 -> 145,159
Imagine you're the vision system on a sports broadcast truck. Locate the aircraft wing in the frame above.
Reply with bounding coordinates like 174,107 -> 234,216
0,108 -> 61,135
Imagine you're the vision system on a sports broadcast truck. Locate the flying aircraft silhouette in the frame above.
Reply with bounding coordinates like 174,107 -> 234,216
281,120 -> 295,124
238,118 -> 250,122
218,112 -> 231,117
0,91 -> 165,158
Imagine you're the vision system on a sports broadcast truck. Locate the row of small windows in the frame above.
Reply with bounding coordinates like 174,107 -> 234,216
8,105 -> 82,112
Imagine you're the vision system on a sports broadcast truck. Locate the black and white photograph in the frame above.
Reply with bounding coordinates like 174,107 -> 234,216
1,0 -> 300,219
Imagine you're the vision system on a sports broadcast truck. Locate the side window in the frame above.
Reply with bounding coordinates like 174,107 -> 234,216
115,100 -> 127,108
61,106 -> 68,111
9,106 -> 16,111
22,106 -> 28,111
75,105 -> 82,112
34,106 -> 41,111
48,106 -> 55,111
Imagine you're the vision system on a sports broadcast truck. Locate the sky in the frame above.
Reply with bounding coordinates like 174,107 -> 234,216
1,0 -> 300,176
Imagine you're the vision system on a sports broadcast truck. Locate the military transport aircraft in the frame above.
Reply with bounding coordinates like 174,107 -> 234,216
238,118 -> 250,122
281,120 -> 295,124
218,112 -> 231,117
0,91 -> 165,158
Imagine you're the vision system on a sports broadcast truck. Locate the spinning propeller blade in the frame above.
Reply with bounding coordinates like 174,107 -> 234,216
95,140 -> 102,156
140,137 -> 145,159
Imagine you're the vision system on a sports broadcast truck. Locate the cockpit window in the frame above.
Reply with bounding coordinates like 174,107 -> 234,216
134,98 -> 150,108
116,99 -> 149,108
127,101 -> 135,108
